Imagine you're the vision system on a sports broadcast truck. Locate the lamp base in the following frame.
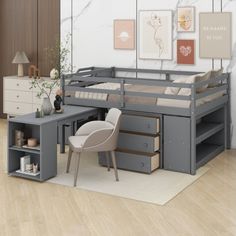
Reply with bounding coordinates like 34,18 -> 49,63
18,64 -> 24,77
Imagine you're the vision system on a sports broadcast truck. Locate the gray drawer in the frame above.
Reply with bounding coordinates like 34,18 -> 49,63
120,114 -> 159,134
118,132 -> 159,153
99,151 -> 159,174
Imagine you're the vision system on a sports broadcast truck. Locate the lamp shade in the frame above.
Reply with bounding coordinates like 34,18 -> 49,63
12,51 -> 30,64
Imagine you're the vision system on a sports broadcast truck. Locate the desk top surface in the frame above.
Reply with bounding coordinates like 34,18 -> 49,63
9,105 -> 98,125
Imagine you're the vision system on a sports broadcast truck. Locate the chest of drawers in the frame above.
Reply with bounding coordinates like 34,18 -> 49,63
3,76 -> 59,116
99,112 -> 161,174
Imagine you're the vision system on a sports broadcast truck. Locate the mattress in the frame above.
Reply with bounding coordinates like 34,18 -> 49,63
74,82 -> 225,108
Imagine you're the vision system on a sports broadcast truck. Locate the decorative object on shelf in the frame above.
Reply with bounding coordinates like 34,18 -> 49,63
25,163 -> 33,172
177,39 -> 195,65
54,94 -> 63,113
20,155 -> 30,172
114,19 -> 135,50
50,68 -> 59,80
35,108 -> 40,118
27,138 -> 38,147
41,97 -> 53,115
177,7 -> 195,32
199,12 -> 232,59
28,65 -> 40,79
12,51 -> 30,77
15,130 -> 25,147
33,163 -> 39,174
139,10 -> 172,60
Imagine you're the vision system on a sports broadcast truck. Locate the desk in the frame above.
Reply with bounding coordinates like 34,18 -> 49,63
7,105 -> 99,181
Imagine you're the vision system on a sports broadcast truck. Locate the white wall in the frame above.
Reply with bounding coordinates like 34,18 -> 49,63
61,0 -> 236,147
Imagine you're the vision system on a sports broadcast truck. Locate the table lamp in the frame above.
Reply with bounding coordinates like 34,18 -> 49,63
12,51 -> 30,77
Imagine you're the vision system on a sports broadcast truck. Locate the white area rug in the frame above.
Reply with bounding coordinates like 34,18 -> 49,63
48,151 -> 209,205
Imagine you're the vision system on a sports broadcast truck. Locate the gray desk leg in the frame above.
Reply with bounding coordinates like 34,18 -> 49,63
60,124 -> 66,154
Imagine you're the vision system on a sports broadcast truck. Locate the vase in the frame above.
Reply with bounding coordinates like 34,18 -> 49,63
42,97 -> 53,115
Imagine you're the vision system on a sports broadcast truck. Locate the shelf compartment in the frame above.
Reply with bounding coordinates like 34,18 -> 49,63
9,146 -> 40,155
9,170 -> 41,181
196,143 -> 224,169
196,123 -> 224,145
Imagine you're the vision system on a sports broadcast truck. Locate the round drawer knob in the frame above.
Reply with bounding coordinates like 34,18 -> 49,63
17,83 -> 19,86
16,95 -> 19,98
140,162 -> 145,167
16,107 -> 19,110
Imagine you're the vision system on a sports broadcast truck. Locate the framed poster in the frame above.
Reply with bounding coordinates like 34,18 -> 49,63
199,12 -> 232,59
177,7 -> 195,32
177,40 -> 195,65
139,10 -> 172,60
114,19 -> 135,50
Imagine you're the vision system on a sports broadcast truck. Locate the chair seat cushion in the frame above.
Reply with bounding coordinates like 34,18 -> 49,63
68,135 -> 87,152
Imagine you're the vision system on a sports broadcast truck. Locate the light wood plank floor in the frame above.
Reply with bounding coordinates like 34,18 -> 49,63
0,119 -> 236,236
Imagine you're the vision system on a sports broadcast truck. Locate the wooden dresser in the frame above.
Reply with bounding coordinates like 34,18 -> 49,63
99,112 -> 161,173
3,76 -> 59,117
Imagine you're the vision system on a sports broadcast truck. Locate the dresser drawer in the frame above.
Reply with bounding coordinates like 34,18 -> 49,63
118,132 -> 160,153
4,78 -> 31,91
120,114 -> 160,134
99,151 -> 159,173
4,90 -> 32,103
4,101 -> 32,115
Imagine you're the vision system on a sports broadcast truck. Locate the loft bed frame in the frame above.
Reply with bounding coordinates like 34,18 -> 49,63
61,67 -> 231,175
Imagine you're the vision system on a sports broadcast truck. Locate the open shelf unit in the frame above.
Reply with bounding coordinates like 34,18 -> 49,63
8,119 -> 57,182
196,107 -> 226,169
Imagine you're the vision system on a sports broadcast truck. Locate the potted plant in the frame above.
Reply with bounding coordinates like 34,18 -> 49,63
30,34 -> 72,115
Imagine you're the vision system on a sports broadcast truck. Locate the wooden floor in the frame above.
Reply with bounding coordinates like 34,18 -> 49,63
1,119 -> 236,236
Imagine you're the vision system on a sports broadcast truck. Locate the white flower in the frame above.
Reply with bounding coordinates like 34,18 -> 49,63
50,68 -> 59,80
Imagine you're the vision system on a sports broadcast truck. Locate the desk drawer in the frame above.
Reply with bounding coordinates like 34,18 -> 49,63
4,78 -> 31,91
4,90 -> 32,103
4,101 -> 32,115
99,151 -> 159,173
118,132 -> 159,153
121,114 -> 159,134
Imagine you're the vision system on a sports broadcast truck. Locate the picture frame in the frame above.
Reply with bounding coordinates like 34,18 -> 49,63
199,12 -> 232,59
177,7 -> 195,32
139,10 -> 173,60
177,39 -> 195,65
114,19 -> 135,50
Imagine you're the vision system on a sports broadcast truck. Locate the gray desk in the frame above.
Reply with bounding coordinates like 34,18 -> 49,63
8,105 -> 99,181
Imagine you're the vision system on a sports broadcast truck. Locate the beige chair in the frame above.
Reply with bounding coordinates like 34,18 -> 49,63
66,108 -> 122,186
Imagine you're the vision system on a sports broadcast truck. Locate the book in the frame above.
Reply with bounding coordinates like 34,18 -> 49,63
16,169 -> 40,177
20,155 -> 30,172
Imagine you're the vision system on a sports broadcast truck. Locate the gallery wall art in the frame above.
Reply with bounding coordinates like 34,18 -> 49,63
139,10 -> 172,60
114,19 -> 135,50
177,40 -> 195,65
199,12 -> 232,59
177,7 -> 195,32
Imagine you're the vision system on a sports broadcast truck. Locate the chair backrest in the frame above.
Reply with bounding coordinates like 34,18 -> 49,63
105,108 -> 122,150
82,108 -> 122,152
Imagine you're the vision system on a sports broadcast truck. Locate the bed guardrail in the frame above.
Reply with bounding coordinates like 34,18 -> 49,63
62,67 -> 229,117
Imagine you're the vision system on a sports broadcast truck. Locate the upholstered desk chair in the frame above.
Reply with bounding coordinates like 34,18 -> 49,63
66,108 -> 122,187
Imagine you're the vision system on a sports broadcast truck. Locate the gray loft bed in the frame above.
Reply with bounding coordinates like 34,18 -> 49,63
61,67 -> 231,175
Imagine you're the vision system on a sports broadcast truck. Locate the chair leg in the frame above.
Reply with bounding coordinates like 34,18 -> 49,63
66,147 -> 73,173
111,151 -> 119,181
74,153 -> 81,187
105,152 -> 110,171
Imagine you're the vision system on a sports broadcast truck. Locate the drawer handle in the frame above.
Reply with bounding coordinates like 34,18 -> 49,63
17,83 -> 19,86
16,95 -> 19,98
16,107 -> 19,110
144,143 -> 148,148
146,124 -> 151,129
